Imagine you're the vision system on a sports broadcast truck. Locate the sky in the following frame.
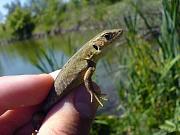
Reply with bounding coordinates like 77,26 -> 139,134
0,0 -> 26,21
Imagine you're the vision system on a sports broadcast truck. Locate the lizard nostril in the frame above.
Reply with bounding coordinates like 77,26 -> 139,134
119,29 -> 123,34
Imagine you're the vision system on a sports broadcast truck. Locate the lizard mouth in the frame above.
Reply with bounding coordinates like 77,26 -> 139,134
111,29 -> 123,42
116,29 -> 123,38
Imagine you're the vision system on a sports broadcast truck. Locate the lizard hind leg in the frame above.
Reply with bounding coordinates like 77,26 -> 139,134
84,67 -> 104,107
93,92 -> 104,107
84,83 -> 104,107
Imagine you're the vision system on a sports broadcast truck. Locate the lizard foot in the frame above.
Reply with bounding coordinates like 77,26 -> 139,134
93,93 -> 104,107
90,91 -> 107,107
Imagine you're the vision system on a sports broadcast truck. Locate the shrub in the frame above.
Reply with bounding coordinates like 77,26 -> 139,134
7,7 -> 35,39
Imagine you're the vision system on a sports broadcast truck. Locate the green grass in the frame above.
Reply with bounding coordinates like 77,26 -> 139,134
91,0 -> 180,134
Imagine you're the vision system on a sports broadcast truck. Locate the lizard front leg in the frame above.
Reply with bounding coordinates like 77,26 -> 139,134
83,67 -> 104,107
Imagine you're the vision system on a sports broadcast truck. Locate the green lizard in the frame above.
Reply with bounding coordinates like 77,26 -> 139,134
32,29 -> 123,134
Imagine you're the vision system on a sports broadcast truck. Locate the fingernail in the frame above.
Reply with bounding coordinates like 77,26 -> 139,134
74,85 -> 98,118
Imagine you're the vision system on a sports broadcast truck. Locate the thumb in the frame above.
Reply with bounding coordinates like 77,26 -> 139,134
38,80 -> 99,135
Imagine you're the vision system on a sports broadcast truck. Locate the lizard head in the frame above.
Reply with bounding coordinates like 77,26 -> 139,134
89,29 -> 123,62
100,29 -> 123,43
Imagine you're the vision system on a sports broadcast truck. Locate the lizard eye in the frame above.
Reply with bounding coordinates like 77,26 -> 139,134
93,44 -> 99,50
104,33 -> 112,41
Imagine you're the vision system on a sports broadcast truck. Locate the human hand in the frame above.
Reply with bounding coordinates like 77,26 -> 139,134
0,71 -> 99,135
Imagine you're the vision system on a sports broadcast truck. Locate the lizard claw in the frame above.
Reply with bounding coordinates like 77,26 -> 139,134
93,93 -> 104,107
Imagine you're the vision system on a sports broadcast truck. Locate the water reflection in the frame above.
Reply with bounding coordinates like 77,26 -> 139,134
0,30 -> 96,75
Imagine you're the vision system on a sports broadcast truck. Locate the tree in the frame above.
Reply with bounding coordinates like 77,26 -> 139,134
7,7 -> 35,39
0,11 -> 4,22
4,0 -> 21,15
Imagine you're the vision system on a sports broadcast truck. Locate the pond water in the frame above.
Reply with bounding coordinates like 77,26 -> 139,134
0,30 -> 123,114
0,31 -> 90,75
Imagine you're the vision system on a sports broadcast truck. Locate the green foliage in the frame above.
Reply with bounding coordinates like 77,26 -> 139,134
1,0 -> 133,37
7,7 -> 35,39
31,46 -> 59,73
92,0 -> 180,134
38,0 -> 66,31
31,34 -> 78,73
91,115 -> 123,135
3,0 -> 21,15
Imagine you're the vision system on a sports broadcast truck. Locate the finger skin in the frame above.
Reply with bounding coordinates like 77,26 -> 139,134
0,74 -> 53,135
0,107 -> 35,135
0,74 -> 99,135
0,74 -> 53,115
38,84 -> 99,135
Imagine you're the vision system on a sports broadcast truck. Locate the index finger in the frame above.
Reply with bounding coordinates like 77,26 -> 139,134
0,74 -> 53,115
